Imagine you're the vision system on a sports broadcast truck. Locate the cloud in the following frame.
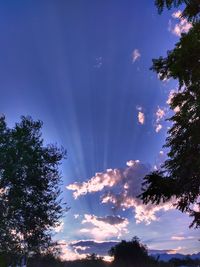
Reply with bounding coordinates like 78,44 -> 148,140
67,168 -> 122,199
156,107 -> 165,121
166,90 -> 175,105
154,107 -> 166,133
70,240 -> 118,256
67,160 -> 144,199
96,215 -> 127,225
155,124 -> 162,133
132,49 -> 141,63
54,220 -> 64,233
102,193 -> 173,225
136,106 -> 145,125
94,57 -> 103,68
68,240 -> 187,260
167,246 -> 183,254
166,90 -> 180,113
171,236 -> 186,241
171,235 -> 195,241
67,161 -> 174,224
57,240 -> 87,261
153,150 -> 166,170
138,111 -> 145,125
169,10 -> 192,37
80,214 -> 129,240
150,249 -> 176,255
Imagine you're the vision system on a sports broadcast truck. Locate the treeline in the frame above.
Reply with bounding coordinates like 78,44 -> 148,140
169,256 -> 200,267
27,255 -> 170,267
22,238 -> 200,267
26,254 -> 200,267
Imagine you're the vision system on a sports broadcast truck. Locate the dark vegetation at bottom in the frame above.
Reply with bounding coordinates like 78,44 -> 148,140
28,256 -> 200,267
27,255 -> 171,267
27,254 -> 200,267
1,238 -> 199,267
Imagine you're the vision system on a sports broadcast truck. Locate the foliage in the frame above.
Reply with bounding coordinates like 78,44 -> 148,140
0,115 -> 66,263
169,255 -> 200,266
109,237 -> 156,267
140,3 -> 200,228
155,0 -> 200,22
29,253 -> 65,267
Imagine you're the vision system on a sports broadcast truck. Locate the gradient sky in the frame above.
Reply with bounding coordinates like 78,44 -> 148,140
0,0 -> 199,260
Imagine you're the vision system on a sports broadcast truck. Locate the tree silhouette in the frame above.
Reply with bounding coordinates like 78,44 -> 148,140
155,0 -> 200,22
0,115 -> 66,265
109,237 -> 155,267
140,2 -> 200,229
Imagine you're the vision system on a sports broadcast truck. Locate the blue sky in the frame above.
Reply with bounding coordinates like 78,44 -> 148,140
0,0 -> 199,260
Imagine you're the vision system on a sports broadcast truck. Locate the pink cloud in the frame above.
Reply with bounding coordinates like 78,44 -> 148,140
138,111 -> 145,125
57,240 -> 87,261
66,168 -> 122,199
169,10 -> 192,37
102,193 -> 173,225
80,214 -> 129,240
67,161 -> 175,224
154,107 -> 166,133
155,124 -> 162,133
156,107 -> 165,121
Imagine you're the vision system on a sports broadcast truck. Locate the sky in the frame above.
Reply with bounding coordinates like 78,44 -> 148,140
0,0 -> 199,260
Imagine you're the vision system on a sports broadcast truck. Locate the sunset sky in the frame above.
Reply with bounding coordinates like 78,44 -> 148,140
0,0 -> 199,260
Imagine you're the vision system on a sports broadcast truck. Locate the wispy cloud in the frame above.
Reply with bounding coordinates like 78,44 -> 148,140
80,214 -> 129,240
171,235 -> 195,241
94,56 -> 103,68
132,49 -> 141,63
171,236 -> 186,241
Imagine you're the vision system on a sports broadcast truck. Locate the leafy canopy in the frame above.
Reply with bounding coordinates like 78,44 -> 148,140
109,237 -> 153,266
140,4 -> 200,228
0,115 -> 66,263
155,0 -> 200,22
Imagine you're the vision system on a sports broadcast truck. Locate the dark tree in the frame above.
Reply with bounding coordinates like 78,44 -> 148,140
140,7 -> 200,227
0,115 -> 66,264
109,237 -> 155,267
155,0 -> 200,22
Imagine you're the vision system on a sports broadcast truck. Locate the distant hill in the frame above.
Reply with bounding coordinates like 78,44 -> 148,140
150,251 -> 200,262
